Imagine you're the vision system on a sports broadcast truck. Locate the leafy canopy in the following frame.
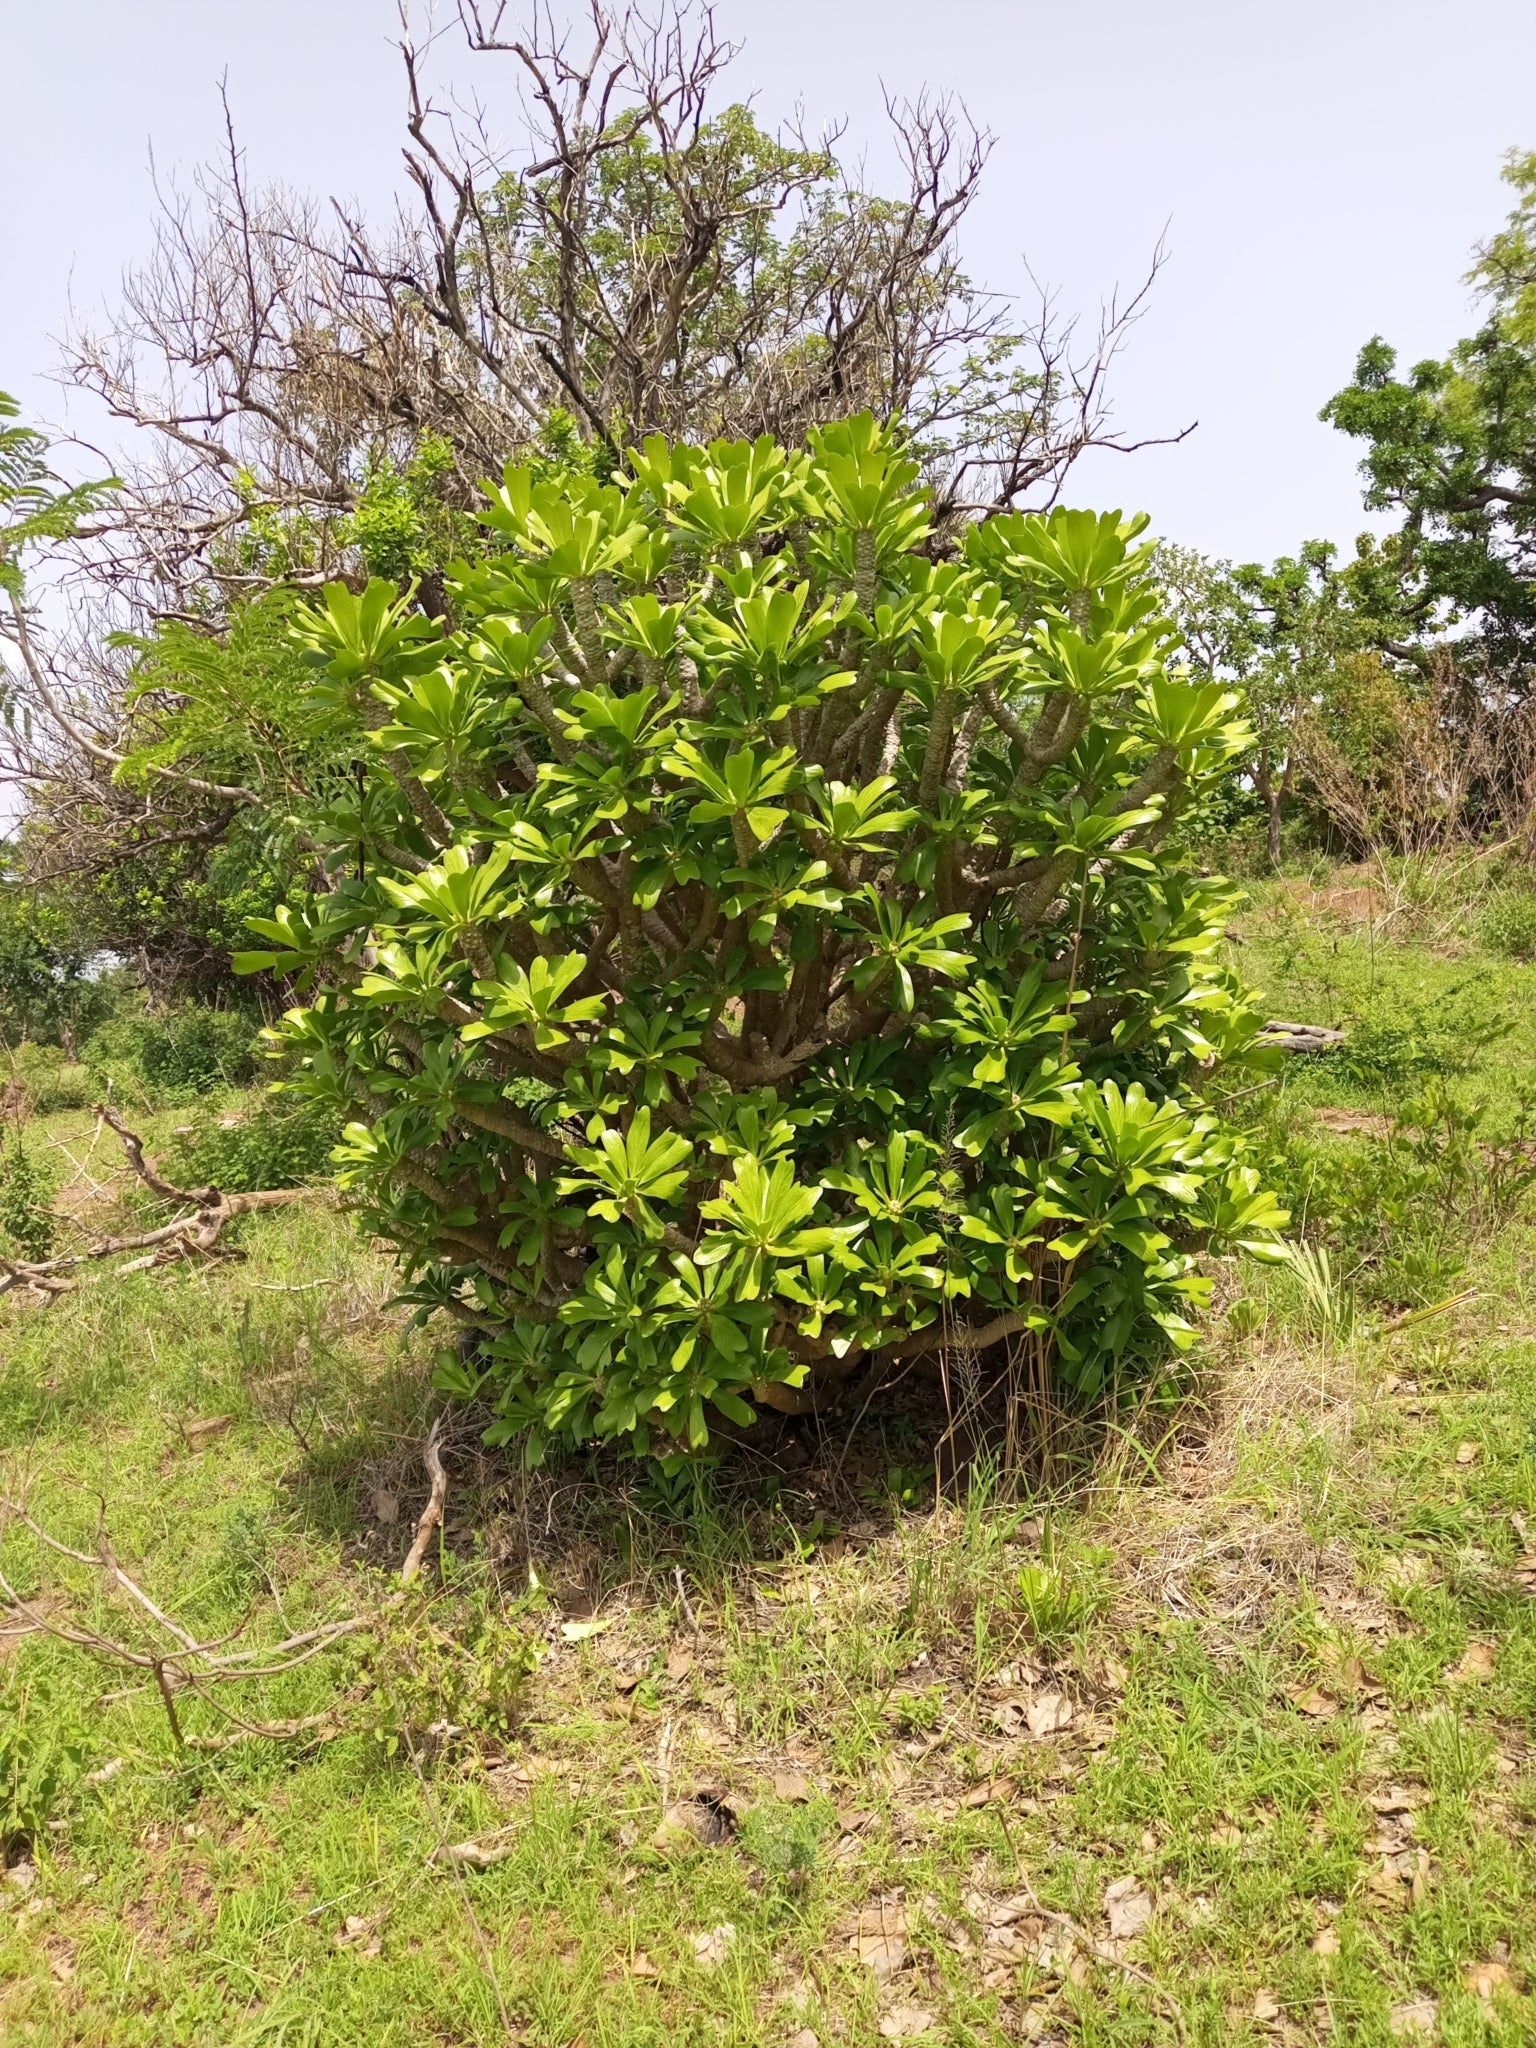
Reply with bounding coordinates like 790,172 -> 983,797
247,414 -> 1284,1463
1323,150 -> 1536,678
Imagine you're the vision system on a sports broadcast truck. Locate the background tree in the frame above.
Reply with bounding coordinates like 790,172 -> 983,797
1158,538 -> 1382,865
6,2 -> 1178,995
1323,149 -> 1536,685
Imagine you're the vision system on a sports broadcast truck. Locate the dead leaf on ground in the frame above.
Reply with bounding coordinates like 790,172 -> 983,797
1454,1440 -> 1481,1465
371,1489 -> 399,1525
961,1775 -> 1016,1809
652,1794 -> 734,1850
1449,1640 -> 1497,1681
774,1771 -> 813,1802
1464,1959 -> 1519,2001
1289,1685 -> 1340,1718
1103,1875 -> 1154,1940
335,1913 -> 384,1956
1252,1987 -> 1281,2021
852,1903 -> 908,1981
1388,1996 -> 1438,2040
1026,1689 -> 1073,1736
786,2032 -> 820,2048
665,1644 -> 694,1681
1369,1862 -> 1407,1904
629,1950 -> 660,1978
1312,1927 -> 1341,1957
1328,1654 -> 1370,1692
432,1835 -> 515,1869
185,1415 -> 232,1450
878,2007 -> 936,2039
1208,1822 -> 1244,1846
560,1617 -> 613,1643
690,1922 -> 735,1968
1368,1784 -> 1423,1815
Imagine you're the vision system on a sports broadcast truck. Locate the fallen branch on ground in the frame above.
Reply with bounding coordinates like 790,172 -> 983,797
0,1492 -> 366,1750
1257,1019 -> 1347,1053
400,1415 -> 448,1583
0,1105 -> 313,1303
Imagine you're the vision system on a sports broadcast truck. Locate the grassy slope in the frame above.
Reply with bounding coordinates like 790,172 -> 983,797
1,878 -> 1534,2047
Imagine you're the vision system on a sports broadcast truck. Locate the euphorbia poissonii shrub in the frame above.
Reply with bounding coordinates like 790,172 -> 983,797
241,416 -> 1286,1461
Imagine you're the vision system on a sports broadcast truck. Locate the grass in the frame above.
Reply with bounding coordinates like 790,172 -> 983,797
2,866 -> 1535,2045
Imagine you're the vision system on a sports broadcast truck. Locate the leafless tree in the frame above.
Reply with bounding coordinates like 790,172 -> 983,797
61,0 -> 1182,624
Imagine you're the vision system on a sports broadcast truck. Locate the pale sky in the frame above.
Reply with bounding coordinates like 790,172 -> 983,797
4,0 -> 1534,567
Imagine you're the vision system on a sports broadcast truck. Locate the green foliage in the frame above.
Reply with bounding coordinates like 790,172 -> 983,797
0,1134 -> 56,1263
736,1796 -> 828,1898
0,1667 -> 85,1848
1158,539 -> 1400,862
245,416 -> 1283,1460
1014,1555 -> 1097,1646
0,870 -> 115,1050
86,1002 -> 259,1104
1264,1081 -> 1536,1305
1481,883 -> 1536,959
0,389 -> 117,605
352,1596 -> 541,1756
1323,150 -> 1536,674
5,1049 -> 95,1116
1334,977 -> 1509,1086
164,1095 -> 342,1193
341,434 -> 479,585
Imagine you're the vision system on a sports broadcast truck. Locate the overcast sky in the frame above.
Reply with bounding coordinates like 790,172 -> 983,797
4,0 -> 1534,566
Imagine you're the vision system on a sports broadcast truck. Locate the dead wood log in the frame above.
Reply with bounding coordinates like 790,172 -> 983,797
1257,1020 -> 1347,1053
0,1106 -> 312,1302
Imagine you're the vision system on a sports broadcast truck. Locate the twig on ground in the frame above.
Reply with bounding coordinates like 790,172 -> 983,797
400,1416 -> 448,1583
0,1493 -> 366,1749
673,1563 -> 698,1634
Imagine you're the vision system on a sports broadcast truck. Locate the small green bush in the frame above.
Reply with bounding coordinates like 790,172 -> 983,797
0,1136 -> 56,1262
1261,1080 -> 1536,1305
163,1095 -> 341,1193
2,1046 -> 95,1116
0,1670 -> 85,1850
85,1003 -> 260,1104
1336,977 -> 1509,1086
1480,887 -> 1536,960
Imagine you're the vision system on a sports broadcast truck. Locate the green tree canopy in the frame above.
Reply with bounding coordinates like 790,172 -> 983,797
219,416 -> 1284,1462
1323,150 -> 1536,680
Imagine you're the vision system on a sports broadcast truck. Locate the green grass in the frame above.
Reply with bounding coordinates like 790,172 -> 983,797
3,871 -> 1536,2043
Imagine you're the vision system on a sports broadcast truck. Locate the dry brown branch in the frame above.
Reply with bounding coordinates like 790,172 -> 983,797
0,1106 -> 311,1304
400,1415 -> 449,1583
0,1494 -> 366,1750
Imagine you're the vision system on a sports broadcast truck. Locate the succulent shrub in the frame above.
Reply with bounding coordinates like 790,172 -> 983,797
242,416 -> 1286,1460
